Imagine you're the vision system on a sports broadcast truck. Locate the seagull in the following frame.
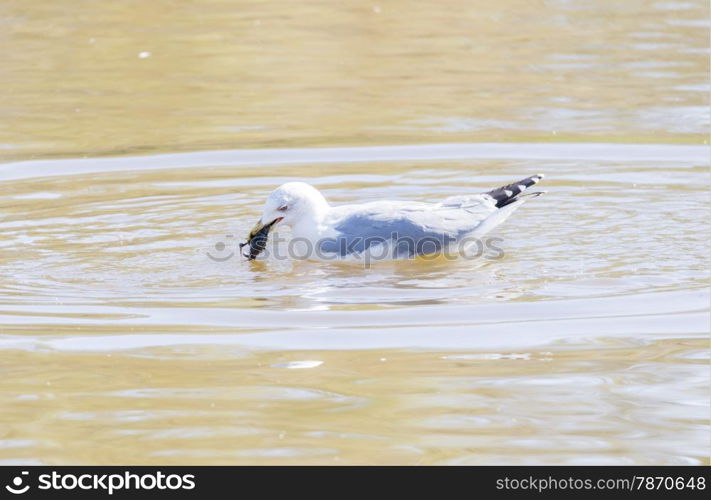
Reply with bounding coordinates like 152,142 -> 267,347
242,174 -> 545,261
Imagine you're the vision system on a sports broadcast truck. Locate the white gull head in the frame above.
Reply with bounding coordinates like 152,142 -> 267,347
259,182 -> 330,235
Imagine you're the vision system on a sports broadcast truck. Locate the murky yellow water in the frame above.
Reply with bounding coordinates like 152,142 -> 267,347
0,0 -> 709,464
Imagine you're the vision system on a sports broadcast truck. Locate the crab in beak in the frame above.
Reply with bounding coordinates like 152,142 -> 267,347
240,217 -> 283,260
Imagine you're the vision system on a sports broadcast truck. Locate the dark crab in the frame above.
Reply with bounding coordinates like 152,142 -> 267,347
239,218 -> 280,260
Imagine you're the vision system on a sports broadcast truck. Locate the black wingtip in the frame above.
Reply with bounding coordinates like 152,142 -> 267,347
486,174 -> 545,208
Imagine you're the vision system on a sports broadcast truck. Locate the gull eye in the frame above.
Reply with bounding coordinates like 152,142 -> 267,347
277,205 -> 288,212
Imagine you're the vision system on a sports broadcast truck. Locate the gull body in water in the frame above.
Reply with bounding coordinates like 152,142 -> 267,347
242,174 -> 545,261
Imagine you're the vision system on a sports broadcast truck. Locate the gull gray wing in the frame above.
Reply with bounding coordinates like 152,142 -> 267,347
319,201 -> 495,257
314,175 -> 545,259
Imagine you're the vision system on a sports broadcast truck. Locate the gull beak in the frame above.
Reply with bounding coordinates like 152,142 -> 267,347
247,217 -> 283,242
